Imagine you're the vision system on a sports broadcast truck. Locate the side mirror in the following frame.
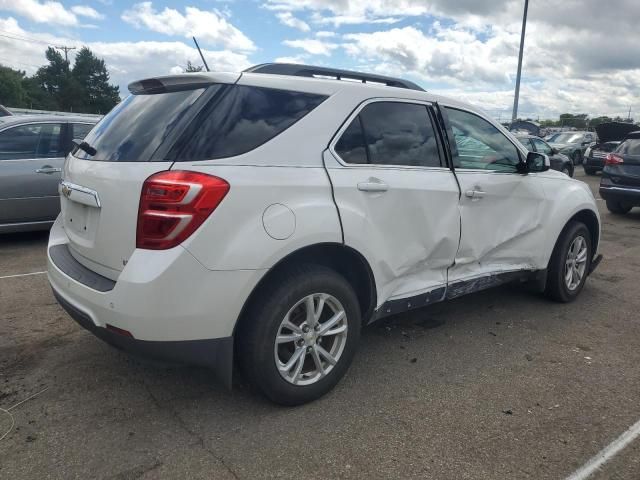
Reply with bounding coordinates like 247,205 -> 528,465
525,151 -> 550,173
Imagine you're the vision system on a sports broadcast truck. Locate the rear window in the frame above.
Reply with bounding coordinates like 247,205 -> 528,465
75,88 -> 205,161
168,85 -> 326,161
617,138 -> 640,155
74,84 -> 326,162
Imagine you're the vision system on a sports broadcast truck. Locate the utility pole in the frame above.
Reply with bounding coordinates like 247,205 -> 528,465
192,37 -> 210,72
511,0 -> 529,122
55,45 -> 76,64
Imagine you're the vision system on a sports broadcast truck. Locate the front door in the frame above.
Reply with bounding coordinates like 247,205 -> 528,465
325,100 -> 461,306
441,107 -> 547,283
0,122 -> 65,225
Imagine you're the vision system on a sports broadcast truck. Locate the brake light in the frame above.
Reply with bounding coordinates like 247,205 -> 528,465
137,171 -> 229,250
605,153 -> 624,166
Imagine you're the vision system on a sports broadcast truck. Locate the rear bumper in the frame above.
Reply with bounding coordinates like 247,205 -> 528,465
599,185 -> 640,206
52,288 -> 234,386
584,157 -> 605,169
47,216 -> 265,387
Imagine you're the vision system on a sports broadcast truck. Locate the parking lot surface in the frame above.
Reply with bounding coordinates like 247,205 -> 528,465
1,170 -> 640,479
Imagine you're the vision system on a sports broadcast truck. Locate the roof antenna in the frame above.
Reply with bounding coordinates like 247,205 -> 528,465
192,36 -> 210,72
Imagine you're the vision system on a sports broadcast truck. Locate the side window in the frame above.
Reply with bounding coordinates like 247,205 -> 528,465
170,85 -> 327,161
358,102 -> 442,167
532,138 -> 552,155
445,108 -> 521,171
73,123 -> 94,139
335,117 -> 367,164
0,123 -> 62,160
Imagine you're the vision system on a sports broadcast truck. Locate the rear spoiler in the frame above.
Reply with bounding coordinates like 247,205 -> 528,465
128,72 -> 240,94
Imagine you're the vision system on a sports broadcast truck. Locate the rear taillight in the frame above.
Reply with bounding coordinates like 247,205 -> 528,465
136,171 -> 229,250
605,153 -> 624,166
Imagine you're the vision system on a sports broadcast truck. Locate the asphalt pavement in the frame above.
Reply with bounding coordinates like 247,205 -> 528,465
1,169 -> 639,479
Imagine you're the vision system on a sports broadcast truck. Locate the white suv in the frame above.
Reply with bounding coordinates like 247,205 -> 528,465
48,64 -> 602,405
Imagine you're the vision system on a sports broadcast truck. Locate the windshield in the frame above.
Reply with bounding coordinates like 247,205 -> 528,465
552,133 -> 583,144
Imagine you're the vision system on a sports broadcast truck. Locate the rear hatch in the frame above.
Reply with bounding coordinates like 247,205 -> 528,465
61,73 -> 239,280
607,135 -> 640,187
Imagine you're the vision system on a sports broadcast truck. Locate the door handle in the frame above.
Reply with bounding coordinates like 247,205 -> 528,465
358,181 -> 389,192
36,166 -> 62,174
465,189 -> 485,199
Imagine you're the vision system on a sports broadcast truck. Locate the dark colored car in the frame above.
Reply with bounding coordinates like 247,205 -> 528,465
599,130 -> 640,214
516,134 -> 574,176
584,122 -> 638,175
548,131 -> 596,165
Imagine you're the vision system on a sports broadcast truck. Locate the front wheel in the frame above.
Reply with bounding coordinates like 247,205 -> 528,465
606,199 -> 632,215
545,221 -> 592,303
561,165 -> 574,177
237,264 -> 361,405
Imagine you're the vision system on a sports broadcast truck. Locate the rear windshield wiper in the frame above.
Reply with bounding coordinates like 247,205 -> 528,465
72,138 -> 97,156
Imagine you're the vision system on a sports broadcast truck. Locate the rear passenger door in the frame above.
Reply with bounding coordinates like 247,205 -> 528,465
324,100 -> 461,307
0,122 -> 65,225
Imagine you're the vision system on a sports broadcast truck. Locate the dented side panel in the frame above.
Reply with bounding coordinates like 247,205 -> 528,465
448,170 -> 548,283
324,151 -> 461,308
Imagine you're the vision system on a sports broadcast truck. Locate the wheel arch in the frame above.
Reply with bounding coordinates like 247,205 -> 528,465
568,208 -> 600,254
234,242 -> 377,337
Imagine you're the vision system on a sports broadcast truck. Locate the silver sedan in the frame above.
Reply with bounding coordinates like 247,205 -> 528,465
0,115 -> 97,233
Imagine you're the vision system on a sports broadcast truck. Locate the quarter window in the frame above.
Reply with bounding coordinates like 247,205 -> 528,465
445,108 -> 521,171
335,102 -> 443,167
0,123 -> 62,160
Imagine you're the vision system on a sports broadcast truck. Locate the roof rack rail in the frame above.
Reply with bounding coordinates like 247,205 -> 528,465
244,63 -> 425,92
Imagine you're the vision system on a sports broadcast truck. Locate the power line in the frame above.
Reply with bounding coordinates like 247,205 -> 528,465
0,30 -> 52,46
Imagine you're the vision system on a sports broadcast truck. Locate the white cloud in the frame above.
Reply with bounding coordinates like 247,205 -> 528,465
315,31 -> 336,38
283,38 -> 338,56
0,17 -> 251,97
71,5 -> 104,20
276,12 -> 310,32
0,0 -> 78,26
121,2 -> 255,52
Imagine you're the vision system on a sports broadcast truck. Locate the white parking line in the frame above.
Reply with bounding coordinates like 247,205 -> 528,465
565,418 -> 640,480
0,271 -> 47,280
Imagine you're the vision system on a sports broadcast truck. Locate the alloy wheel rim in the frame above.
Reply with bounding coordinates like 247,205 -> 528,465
274,293 -> 348,386
565,235 -> 588,291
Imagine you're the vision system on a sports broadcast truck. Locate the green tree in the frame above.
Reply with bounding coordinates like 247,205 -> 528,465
71,47 -> 120,114
0,65 -> 28,107
185,60 -> 204,72
34,47 -> 69,103
559,113 -> 588,129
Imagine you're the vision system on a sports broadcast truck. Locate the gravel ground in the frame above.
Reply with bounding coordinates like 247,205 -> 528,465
1,169 -> 639,479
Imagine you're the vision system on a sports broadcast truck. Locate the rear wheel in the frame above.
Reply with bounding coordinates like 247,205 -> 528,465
606,199 -> 632,215
238,264 -> 361,405
545,221 -> 592,303
583,166 -> 597,175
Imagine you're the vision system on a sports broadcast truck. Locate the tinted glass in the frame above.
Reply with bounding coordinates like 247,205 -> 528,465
0,123 -> 62,160
72,123 -> 94,139
617,138 -> 640,155
171,85 -> 327,161
532,138 -> 552,154
335,117 -> 367,164
75,88 -> 205,161
357,102 -> 441,167
445,108 -> 520,171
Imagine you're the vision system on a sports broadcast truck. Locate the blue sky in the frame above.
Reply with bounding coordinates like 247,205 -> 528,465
0,0 -> 638,120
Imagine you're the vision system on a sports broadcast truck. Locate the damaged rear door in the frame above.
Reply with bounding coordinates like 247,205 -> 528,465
325,99 -> 461,306
441,106 -> 547,285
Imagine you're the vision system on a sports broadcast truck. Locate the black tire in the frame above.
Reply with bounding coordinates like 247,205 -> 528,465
606,199 -> 632,215
583,166 -> 597,175
545,221 -> 592,303
237,264 -> 361,406
561,165 -> 573,177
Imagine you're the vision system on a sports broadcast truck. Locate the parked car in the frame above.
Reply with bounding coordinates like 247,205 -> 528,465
599,130 -> 640,214
584,122 -> 638,175
547,131 -> 596,165
0,115 -> 97,233
0,105 -> 12,117
48,64 -> 602,405
516,134 -> 574,177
